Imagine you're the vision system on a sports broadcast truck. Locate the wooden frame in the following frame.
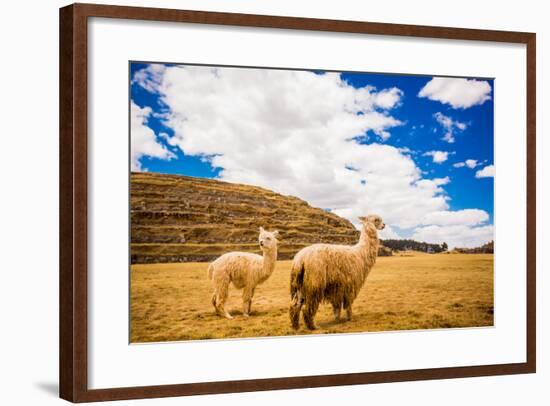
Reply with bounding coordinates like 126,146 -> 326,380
59,3 -> 536,402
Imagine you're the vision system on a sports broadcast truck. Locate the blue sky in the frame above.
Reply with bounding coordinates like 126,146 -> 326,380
130,62 -> 494,248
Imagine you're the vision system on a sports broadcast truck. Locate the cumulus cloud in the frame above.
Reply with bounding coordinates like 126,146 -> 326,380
130,101 -> 175,171
379,225 -> 402,240
418,77 -> 492,109
132,63 -> 165,93
453,159 -> 478,169
420,209 -> 489,227
423,150 -> 449,163
476,164 -> 495,178
412,224 -> 494,249
433,176 -> 450,186
433,112 -> 467,143
413,208 -> 492,248
373,87 -> 404,109
132,64 -> 493,247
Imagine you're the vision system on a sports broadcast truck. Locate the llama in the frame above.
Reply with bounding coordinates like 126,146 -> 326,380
289,214 -> 385,330
208,227 -> 279,319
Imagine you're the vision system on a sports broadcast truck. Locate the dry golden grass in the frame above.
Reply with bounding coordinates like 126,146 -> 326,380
130,252 -> 493,343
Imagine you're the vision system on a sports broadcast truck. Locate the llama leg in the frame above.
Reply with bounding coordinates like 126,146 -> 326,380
211,293 -> 217,312
242,287 -> 254,317
344,299 -> 353,321
215,278 -> 233,319
332,303 -> 342,321
303,297 -> 320,330
216,295 -> 233,319
247,288 -> 255,314
345,306 -> 353,321
289,291 -> 303,329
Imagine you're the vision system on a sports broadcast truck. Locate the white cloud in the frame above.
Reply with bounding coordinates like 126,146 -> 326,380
379,225 -> 402,240
418,77 -> 492,109
476,164 -> 495,178
433,112 -> 467,143
420,209 -> 489,227
132,63 -> 165,93
423,150 -> 449,163
433,176 -> 450,186
130,101 -> 175,171
133,64 -> 492,246
412,224 -> 494,249
453,159 -> 478,169
373,87 -> 404,109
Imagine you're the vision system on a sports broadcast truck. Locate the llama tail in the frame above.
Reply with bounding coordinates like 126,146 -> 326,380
289,258 -> 305,329
290,259 -> 305,298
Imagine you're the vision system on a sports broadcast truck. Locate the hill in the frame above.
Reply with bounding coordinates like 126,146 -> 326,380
131,172 -> 370,263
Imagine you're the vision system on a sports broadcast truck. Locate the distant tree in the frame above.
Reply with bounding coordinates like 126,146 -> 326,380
381,239 -> 444,253
441,242 -> 448,252
454,240 -> 494,254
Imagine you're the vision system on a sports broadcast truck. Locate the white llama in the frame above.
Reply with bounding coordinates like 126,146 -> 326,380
208,227 -> 279,319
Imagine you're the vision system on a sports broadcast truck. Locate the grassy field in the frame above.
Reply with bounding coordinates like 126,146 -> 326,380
130,252 -> 493,343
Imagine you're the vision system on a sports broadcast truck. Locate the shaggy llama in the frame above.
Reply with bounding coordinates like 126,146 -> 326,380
208,227 -> 279,319
289,214 -> 385,330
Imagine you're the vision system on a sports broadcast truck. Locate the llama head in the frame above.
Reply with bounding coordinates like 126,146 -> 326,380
258,227 -> 280,251
358,214 -> 385,231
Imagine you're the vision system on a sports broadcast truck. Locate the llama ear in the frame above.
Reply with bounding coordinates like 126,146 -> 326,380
273,230 -> 280,238
358,216 -> 367,223
259,226 -> 265,233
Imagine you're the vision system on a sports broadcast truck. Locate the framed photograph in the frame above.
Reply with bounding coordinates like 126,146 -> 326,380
59,3 -> 536,402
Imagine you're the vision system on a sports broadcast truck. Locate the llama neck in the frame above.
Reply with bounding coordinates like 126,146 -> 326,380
355,227 -> 379,270
258,247 -> 277,282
